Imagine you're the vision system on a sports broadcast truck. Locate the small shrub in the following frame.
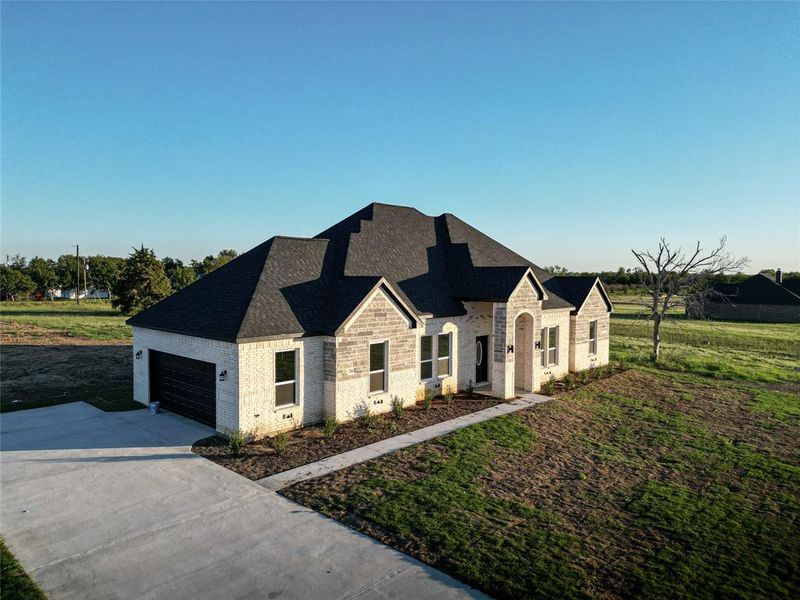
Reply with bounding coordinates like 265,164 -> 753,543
357,404 -> 375,429
444,391 -> 454,403
465,379 -> 475,397
563,373 -> 576,389
272,432 -> 288,455
422,389 -> 434,410
228,430 -> 245,456
323,417 -> 338,440
389,420 -> 399,435
542,377 -> 555,396
390,395 -> 404,418
577,472 -> 588,481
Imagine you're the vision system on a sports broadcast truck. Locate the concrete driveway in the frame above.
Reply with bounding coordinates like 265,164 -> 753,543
0,403 -> 487,600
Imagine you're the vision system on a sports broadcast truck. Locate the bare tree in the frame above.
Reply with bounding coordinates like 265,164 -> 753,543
631,236 -> 747,362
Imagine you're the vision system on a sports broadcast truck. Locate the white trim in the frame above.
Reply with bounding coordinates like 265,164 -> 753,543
575,279 -> 614,315
588,319 -> 598,356
540,325 -> 559,367
436,332 -> 451,377
368,340 -> 389,394
509,268 -> 549,301
420,334 -> 434,382
274,349 -> 298,408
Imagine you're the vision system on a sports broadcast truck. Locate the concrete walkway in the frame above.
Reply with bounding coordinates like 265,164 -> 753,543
259,392 -> 550,491
1,402 -> 488,600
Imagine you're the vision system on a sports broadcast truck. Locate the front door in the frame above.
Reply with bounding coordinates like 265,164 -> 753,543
475,335 -> 489,383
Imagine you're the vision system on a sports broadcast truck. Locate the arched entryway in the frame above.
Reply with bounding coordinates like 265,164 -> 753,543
514,312 -> 534,392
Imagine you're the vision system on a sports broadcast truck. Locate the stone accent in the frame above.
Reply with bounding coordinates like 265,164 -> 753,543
492,276 -> 542,398
334,288 -> 417,421
569,284 -> 611,372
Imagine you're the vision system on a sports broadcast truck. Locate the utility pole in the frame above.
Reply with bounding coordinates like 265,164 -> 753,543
83,259 -> 88,300
75,244 -> 80,305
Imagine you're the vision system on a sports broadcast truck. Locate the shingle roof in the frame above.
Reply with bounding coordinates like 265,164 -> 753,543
128,203 -> 577,341
708,273 -> 800,306
542,276 -> 612,314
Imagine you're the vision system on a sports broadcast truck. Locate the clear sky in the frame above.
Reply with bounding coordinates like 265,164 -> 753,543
2,1 -> 798,271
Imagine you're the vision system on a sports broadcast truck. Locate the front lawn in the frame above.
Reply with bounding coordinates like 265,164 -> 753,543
284,316 -> 800,599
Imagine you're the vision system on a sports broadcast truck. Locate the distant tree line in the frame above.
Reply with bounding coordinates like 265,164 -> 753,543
0,248 -> 239,314
542,265 -> 797,290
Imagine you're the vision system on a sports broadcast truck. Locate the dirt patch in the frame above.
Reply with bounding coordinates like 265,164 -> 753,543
1,320 -> 129,346
193,395 -> 503,480
1,338 -> 133,411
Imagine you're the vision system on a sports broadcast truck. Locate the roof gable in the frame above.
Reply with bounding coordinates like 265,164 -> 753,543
543,276 -> 612,314
710,273 -> 800,306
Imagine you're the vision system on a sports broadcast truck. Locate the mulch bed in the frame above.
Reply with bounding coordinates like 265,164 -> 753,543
192,395 -> 504,480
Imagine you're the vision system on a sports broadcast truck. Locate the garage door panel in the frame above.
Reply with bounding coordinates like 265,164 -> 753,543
150,351 -> 216,427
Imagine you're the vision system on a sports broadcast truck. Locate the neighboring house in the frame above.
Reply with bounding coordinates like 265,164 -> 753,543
690,270 -> 800,323
49,288 -> 110,300
128,204 -> 613,436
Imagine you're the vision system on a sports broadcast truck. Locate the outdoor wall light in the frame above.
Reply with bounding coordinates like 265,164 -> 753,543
219,370 -> 228,382
506,344 -> 514,354
135,350 -> 143,359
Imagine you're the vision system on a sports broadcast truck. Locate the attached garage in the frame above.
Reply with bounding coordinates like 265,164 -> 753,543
149,350 -> 216,427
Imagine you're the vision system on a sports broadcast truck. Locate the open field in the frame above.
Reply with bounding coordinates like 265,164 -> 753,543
0,300 -> 131,342
284,318 -> 800,600
0,302 -> 136,413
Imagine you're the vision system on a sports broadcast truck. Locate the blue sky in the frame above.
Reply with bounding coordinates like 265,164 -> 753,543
2,1 -> 798,271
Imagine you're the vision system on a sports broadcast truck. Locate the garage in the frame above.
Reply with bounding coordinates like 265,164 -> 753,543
149,351 -> 216,427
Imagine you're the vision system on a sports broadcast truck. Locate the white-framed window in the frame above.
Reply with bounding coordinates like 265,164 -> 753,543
540,326 -> 559,367
589,320 -> 598,355
420,335 -> 433,380
369,341 -> 388,393
437,333 -> 451,376
548,326 -> 559,366
274,350 -> 297,407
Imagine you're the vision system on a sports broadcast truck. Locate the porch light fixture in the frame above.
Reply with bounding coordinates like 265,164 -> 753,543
506,344 -> 514,354
135,350 -> 143,359
219,370 -> 228,382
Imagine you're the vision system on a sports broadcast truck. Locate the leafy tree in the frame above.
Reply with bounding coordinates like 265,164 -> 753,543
55,255 -> 81,292
194,249 -> 238,275
7,254 -> 28,270
0,265 -> 35,300
26,257 -> 58,298
87,255 -> 123,298
162,257 -> 196,290
544,265 -> 569,275
112,246 -> 172,315
172,266 -> 196,290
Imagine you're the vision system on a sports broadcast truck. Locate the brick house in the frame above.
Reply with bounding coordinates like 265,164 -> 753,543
128,204 -> 612,436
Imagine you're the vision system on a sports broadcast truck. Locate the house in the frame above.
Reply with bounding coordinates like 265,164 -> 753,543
690,270 -> 800,323
127,204 -> 612,436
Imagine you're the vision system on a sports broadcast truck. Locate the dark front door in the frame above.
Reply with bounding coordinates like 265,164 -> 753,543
150,350 -> 216,427
475,335 -> 489,384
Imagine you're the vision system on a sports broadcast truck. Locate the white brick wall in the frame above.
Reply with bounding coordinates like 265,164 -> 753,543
538,309 -> 571,382
569,285 -> 611,372
237,336 -> 325,438
132,327 -> 239,433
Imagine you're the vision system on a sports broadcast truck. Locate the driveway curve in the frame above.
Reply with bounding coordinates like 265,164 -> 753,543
0,403 -> 487,600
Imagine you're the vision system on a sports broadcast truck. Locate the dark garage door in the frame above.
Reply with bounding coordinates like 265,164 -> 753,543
149,351 -> 216,427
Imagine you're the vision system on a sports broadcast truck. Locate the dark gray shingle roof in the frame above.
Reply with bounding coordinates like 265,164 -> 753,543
709,273 -> 800,306
543,276 -> 612,314
128,203 -> 576,341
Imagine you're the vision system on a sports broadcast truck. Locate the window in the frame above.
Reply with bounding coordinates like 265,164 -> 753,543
437,333 -> 451,376
420,335 -> 433,380
369,342 -> 387,393
540,328 -> 547,367
548,326 -> 559,366
540,326 -> 558,367
275,350 -> 296,407
589,320 -> 598,355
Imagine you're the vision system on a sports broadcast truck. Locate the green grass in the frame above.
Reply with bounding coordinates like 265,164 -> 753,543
285,316 -> 800,600
1,539 -> 47,600
0,300 -> 131,341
